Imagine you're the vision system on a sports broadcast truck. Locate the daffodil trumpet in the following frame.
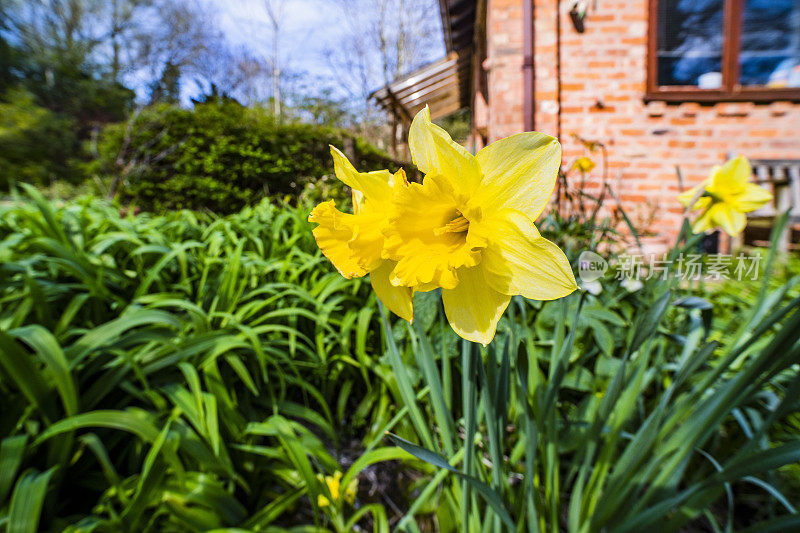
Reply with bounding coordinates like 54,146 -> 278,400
309,107 -> 578,344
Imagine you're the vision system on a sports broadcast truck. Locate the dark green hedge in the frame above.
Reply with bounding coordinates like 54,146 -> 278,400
0,89 -> 80,189
90,101 -> 403,213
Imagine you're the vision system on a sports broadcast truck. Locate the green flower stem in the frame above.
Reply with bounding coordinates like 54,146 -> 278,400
462,340 -> 479,531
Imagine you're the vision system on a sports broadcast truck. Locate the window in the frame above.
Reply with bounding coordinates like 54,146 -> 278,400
647,0 -> 800,101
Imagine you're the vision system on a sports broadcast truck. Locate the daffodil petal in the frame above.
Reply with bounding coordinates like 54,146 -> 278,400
442,266 -> 511,345
477,210 -> 577,300
408,107 -> 481,197
691,208 -> 714,234
473,132 -> 561,220
412,282 -> 439,293
348,211 -> 386,271
309,199 -> 386,273
389,248 -> 461,289
735,183 -> 772,212
329,472 -> 342,499
391,168 -> 409,192
330,146 -> 393,206
677,186 -> 698,207
352,188 -> 364,214
710,204 -> 746,237
345,478 -> 358,503
369,261 -> 413,322
708,156 -> 751,197
724,155 -> 752,187
308,201 -> 367,279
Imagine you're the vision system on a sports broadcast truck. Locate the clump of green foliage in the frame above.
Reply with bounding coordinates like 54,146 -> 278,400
0,89 -> 80,189
1,187 -> 798,532
88,101 -> 405,213
0,186 -> 409,531
0,33 -> 135,190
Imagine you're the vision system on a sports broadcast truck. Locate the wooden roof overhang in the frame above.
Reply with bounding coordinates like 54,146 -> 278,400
371,0 -> 477,123
370,51 -> 471,123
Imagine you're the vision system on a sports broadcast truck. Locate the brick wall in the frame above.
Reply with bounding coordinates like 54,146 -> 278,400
484,0 -> 526,141
481,0 -> 800,240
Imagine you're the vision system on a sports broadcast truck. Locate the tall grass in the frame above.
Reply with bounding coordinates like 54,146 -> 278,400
0,186 -> 403,532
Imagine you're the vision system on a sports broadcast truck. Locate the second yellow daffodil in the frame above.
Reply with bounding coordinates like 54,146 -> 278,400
678,156 -> 772,237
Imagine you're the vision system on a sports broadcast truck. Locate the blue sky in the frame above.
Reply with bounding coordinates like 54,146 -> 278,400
208,0 -> 341,78
203,0 -> 445,101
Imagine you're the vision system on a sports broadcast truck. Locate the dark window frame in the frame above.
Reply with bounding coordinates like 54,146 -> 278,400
646,0 -> 800,102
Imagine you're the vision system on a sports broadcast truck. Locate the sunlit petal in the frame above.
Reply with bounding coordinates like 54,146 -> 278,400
308,201 -> 367,279
476,210 -> 577,300
710,204 -> 746,237
734,183 -> 772,212
408,106 -> 481,197
383,174 -> 484,289
682,156 -> 768,237
369,260 -> 413,322
390,168 -> 409,192
677,185 -> 699,207
349,210 -> 388,271
473,132 -> 561,220
572,156 -> 596,173
709,156 -> 750,197
442,266 -> 511,345
726,155 -> 752,187
330,146 -> 393,206
678,179 -> 711,209
691,208 -> 714,234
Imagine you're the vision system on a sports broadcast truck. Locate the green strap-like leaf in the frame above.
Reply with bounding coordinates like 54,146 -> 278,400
10,325 -> 78,416
629,290 -> 671,354
0,331 -> 56,423
33,409 -> 161,446
386,433 -> 515,530
0,435 -> 28,503
7,467 -> 56,533
341,446 -> 413,491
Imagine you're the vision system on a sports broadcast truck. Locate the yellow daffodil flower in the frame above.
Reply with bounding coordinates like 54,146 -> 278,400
571,156 -> 596,173
316,471 -> 357,508
308,147 -> 413,321
678,156 -> 773,237
382,107 -> 577,344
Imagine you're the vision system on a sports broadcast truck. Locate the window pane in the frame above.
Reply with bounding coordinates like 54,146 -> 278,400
739,0 -> 800,87
657,0 -> 725,87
